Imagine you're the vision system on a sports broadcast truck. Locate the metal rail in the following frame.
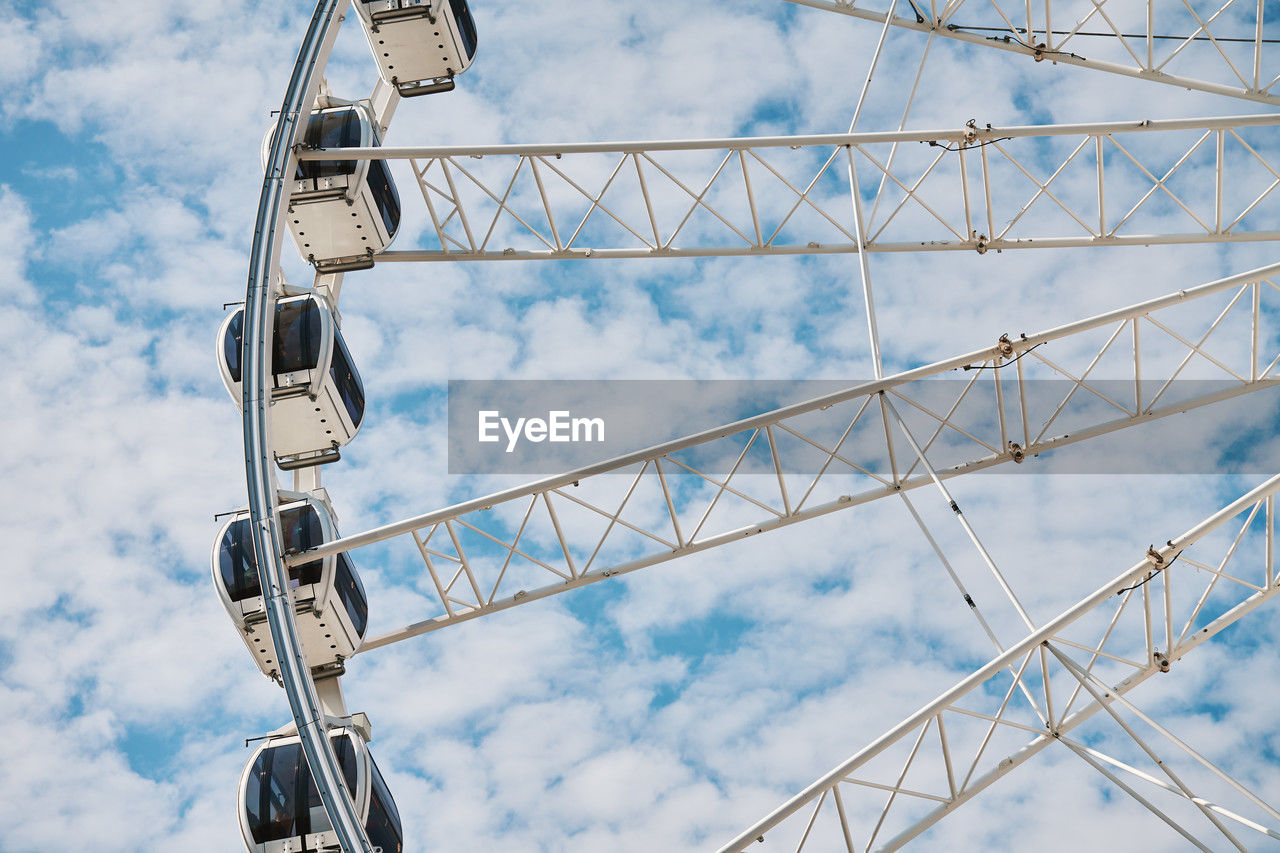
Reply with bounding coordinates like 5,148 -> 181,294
296,115 -> 1280,260
243,0 -> 372,849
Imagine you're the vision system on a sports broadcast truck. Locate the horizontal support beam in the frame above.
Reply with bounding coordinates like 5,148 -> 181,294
355,377 -> 1276,650
295,115 -> 1280,159
373,230 -> 1280,262
299,115 -> 1280,261
294,258 -> 1280,564
274,262 -> 1280,655
781,0 -> 1280,106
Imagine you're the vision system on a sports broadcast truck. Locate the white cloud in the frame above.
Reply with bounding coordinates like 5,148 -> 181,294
0,186 -> 38,306
3,0 -> 1279,850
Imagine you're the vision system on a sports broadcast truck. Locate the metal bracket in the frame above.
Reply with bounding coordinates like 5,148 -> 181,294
397,76 -> 456,97
315,254 -> 376,274
276,448 -> 343,471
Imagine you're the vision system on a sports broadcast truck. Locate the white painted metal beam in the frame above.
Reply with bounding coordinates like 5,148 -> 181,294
284,261 -> 1280,649
718,474 -> 1280,851
297,115 -> 1280,260
781,0 -> 1280,106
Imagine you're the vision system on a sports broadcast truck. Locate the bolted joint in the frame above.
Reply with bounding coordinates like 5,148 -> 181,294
974,234 -> 990,254
996,333 -> 1015,358
1008,441 -> 1026,463
1146,545 -> 1166,567
1153,652 -> 1171,673
1033,42 -> 1048,61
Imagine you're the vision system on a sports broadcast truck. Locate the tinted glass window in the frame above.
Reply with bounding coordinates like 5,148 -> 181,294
334,554 -> 369,638
220,507 -> 324,602
227,299 -> 321,383
274,298 -> 324,375
280,505 -> 325,587
246,741 -> 308,842
366,159 -> 401,238
366,755 -> 404,853
243,760 -> 265,839
245,735 -> 359,844
333,733 -> 359,795
330,332 -> 365,428
223,310 -> 245,383
450,0 -> 477,59
219,518 -> 260,602
298,108 -> 362,179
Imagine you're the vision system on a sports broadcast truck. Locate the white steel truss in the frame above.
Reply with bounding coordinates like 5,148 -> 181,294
782,0 -> 1280,106
287,261 -> 1280,649
717,472 -> 1280,852
247,3 -> 1280,852
298,115 -> 1280,261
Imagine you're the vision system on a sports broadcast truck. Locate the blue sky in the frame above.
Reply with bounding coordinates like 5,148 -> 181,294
2,1 -> 1280,850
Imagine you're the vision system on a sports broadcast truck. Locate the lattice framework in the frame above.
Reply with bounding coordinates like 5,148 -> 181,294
294,115 -> 1280,261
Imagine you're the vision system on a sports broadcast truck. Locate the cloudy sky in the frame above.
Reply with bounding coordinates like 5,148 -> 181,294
2,1 -> 1280,850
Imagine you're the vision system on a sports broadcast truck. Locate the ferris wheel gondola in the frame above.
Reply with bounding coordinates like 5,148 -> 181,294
355,0 -> 477,96
268,103 -> 401,273
213,493 -> 369,680
239,726 -> 403,853
219,292 -> 365,470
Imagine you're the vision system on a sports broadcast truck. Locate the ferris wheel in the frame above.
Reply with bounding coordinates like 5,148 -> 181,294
216,1 -> 1280,850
